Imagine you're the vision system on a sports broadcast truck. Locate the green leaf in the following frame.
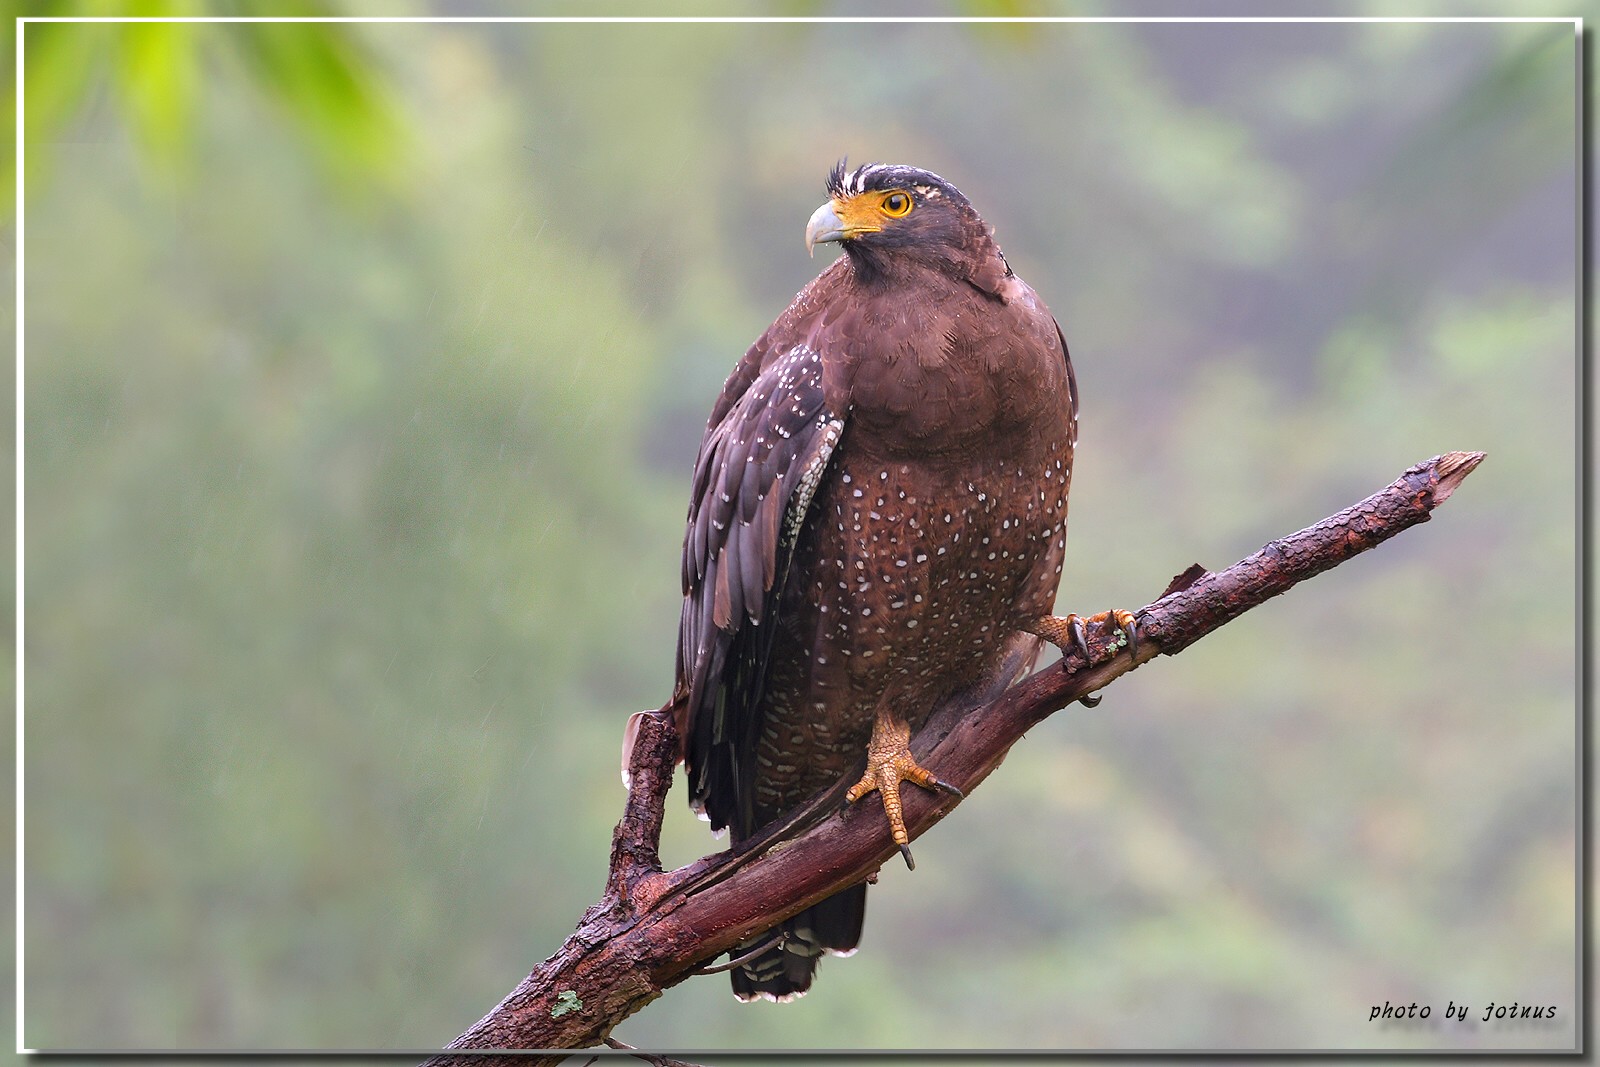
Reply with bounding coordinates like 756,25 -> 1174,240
116,20 -> 200,169
223,17 -> 404,189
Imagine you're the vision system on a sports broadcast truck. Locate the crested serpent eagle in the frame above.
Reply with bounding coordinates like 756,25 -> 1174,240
663,160 -> 1133,1001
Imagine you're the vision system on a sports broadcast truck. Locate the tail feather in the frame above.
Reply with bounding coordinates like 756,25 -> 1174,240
729,883 -> 866,1002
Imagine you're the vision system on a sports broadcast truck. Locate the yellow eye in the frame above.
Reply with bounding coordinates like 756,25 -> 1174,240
881,191 -> 913,217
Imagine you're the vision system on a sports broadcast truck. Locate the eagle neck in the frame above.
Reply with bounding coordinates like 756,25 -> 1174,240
841,236 -> 1010,299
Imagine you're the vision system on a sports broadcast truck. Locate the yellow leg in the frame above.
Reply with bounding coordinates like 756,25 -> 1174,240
845,711 -> 961,870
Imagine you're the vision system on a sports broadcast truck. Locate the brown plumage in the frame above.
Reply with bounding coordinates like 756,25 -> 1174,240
673,161 -> 1079,1001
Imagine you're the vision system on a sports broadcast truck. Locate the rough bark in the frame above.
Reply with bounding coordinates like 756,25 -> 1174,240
423,451 -> 1484,1065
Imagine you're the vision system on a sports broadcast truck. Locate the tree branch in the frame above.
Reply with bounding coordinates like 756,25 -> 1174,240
423,451 -> 1484,1065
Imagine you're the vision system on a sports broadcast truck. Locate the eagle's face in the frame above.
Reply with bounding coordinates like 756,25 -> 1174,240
805,161 -> 989,278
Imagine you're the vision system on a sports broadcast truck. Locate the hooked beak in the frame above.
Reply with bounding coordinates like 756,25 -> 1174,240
805,200 -> 847,257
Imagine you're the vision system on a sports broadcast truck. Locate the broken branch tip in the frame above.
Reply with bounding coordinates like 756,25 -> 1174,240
1433,450 -> 1486,504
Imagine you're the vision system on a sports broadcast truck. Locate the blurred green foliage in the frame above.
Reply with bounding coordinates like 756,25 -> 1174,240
15,10 -> 1577,1055
6,2 -> 403,203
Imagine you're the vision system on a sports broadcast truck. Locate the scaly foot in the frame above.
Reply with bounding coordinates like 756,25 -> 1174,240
1024,609 -> 1139,663
845,712 -> 962,870
1023,609 -> 1140,705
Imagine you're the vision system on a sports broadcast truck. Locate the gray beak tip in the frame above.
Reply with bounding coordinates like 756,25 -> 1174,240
805,201 -> 846,257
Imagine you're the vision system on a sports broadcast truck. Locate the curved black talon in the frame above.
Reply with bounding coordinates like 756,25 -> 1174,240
933,777 -> 965,800
1078,693 -> 1103,708
1069,614 -> 1090,664
898,843 -> 916,871
1121,613 -> 1139,660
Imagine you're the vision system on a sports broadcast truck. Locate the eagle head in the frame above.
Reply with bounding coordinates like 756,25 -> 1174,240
805,160 -> 1003,287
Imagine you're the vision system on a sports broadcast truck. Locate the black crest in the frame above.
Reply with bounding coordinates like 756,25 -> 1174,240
825,158 -> 969,206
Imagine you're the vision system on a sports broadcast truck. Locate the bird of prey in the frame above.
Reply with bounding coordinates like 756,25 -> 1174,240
670,160 -> 1132,1001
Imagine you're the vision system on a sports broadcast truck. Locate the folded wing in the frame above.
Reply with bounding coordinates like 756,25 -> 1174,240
676,343 -> 846,837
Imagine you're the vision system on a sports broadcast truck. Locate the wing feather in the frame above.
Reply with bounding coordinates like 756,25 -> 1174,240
674,342 -> 845,834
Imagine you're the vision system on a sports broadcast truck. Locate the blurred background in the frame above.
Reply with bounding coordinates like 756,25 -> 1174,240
10,5 -> 1578,1055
